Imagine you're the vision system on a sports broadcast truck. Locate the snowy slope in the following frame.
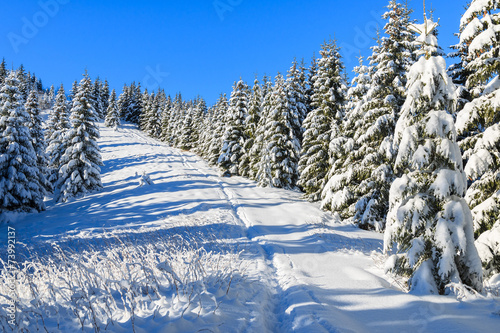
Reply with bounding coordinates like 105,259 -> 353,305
1,123 -> 499,332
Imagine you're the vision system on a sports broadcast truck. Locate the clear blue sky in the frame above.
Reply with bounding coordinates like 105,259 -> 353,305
1,0 -> 468,105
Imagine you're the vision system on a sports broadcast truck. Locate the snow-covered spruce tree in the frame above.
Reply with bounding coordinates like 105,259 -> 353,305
93,77 -> 104,119
25,90 -> 52,194
286,59 -> 308,141
104,88 -> 120,128
298,39 -> 346,201
452,0 -> 500,277
239,77 -> 262,178
256,73 -> 301,189
69,80 -> 78,101
160,95 -> 173,142
0,72 -> 45,212
384,15 -> 483,294
179,105 -> 196,150
101,79 -> 110,113
0,58 -> 6,85
218,80 -> 249,175
249,76 -> 273,181
322,1 -> 416,230
139,89 -> 151,131
57,72 -> 103,202
320,56 -> 373,222
16,65 -> 29,103
46,84 -> 71,184
207,94 -> 229,165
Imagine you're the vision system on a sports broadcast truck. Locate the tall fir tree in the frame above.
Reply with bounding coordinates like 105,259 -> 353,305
25,90 -> 52,194
453,0 -> 500,277
384,15 -> 483,294
218,80 -> 249,175
239,77 -> 262,178
0,58 -> 7,85
207,94 -> 229,166
321,1 -> 416,229
0,72 -> 45,212
256,73 -> 301,189
46,84 -> 71,184
104,88 -> 120,128
57,72 -> 103,202
298,39 -> 346,201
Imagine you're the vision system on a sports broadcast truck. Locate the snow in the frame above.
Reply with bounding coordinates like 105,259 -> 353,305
1,123 -> 499,332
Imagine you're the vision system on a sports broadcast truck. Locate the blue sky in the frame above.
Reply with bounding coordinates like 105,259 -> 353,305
1,0 -> 468,105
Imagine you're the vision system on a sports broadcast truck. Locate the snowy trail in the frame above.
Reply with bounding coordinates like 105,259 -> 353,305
9,123 -> 500,332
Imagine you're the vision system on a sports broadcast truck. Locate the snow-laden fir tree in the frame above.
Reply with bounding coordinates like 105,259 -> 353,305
57,72 -> 103,202
384,15 -> 483,294
46,84 -> 71,184
286,59 -> 308,141
249,76 -> 272,180
453,0 -> 500,277
0,58 -> 6,85
239,77 -> 262,178
160,95 -> 173,142
256,73 -> 301,189
298,39 -> 346,201
320,56 -> 373,223
0,71 -> 45,212
25,90 -> 52,194
101,79 -> 110,113
207,94 -> 229,165
322,1 -> 416,229
104,89 -> 120,128
179,104 -> 196,150
93,77 -> 104,119
218,80 -> 249,175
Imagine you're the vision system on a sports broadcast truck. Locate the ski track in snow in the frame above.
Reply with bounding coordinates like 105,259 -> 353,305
4,123 -> 500,333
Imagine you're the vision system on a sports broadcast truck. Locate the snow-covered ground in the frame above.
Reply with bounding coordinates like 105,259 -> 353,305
1,123 -> 499,332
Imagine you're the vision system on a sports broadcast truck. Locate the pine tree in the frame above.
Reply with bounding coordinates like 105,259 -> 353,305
384,15 -> 483,294
218,80 -> 249,175
16,64 -> 28,103
69,80 -> 78,101
256,73 -> 301,189
57,72 -> 103,202
25,90 -> 52,194
46,84 -> 71,184
104,89 -> 120,128
0,72 -> 45,212
298,39 -> 346,201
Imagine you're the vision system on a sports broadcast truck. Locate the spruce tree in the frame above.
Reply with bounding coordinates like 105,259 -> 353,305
256,73 -> 301,189
0,58 -> 7,85
218,80 -> 248,175
0,72 -> 45,212
454,0 -> 500,276
101,79 -> 110,113
57,72 -> 103,202
298,39 -> 346,201
46,84 -> 71,184
104,89 -> 120,128
322,1 -> 415,229
384,15 -> 483,294
239,77 -> 262,178
249,76 -> 272,180
25,90 -> 52,194
207,94 -> 229,165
